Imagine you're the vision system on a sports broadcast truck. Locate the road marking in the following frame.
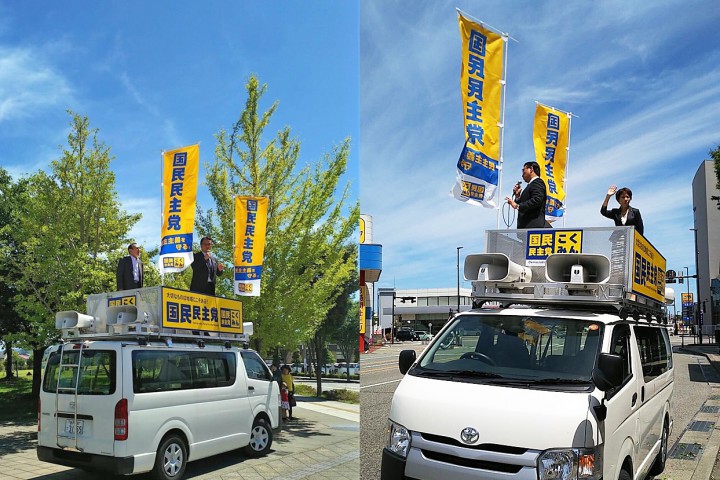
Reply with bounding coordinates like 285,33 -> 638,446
360,378 -> 403,389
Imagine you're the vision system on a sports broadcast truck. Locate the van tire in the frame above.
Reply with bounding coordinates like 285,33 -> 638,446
618,468 -> 631,480
153,434 -> 187,480
648,421 -> 669,476
244,417 -> 272,457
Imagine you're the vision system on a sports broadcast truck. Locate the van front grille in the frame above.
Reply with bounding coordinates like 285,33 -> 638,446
422,450 -> 523,473
420,432 -> 528,454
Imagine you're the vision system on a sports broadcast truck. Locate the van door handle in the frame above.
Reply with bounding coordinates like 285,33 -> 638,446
248,386 -> 255,391
631,392 -> 637,406
641,386 -> 645,402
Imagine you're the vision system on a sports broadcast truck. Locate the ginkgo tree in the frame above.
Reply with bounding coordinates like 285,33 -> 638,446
197,75 -> 359,354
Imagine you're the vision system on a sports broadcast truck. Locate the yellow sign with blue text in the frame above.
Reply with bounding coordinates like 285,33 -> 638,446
533,104 -> 571,223
452,12 -> 506,208
159,144 -> 199,274
161,287 -> 242,334
526,230 -> 583,265
234,196 -> 268,297
631,231 -> 666,303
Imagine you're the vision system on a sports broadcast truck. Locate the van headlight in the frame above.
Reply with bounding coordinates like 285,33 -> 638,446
538,448 -> 601,480
386,420 -> 411,458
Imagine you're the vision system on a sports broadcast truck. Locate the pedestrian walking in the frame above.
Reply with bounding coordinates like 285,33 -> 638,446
281,365 -> 296,419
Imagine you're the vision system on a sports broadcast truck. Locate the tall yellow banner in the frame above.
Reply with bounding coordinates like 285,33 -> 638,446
159,144 -> 199,274
233,196 -> 268,297
533,104 -> 570,222
451,12 -> 506,208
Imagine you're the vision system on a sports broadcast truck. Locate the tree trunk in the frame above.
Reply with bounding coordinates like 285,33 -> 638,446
4,340 -> 14,379
32,348 -> 45,398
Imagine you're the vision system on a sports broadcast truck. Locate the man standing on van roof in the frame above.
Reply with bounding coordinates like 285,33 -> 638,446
190,236 -> 224,295
504,161 -> 551,229
116,243 -> 143,291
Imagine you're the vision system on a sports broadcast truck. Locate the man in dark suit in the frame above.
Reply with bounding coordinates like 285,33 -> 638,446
190,236 -> 224,295
116,243 -> 143,290
505,161 -> 550,229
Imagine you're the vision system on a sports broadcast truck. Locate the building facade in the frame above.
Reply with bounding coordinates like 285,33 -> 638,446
377,287 -> 472,339
692,160 -> 720,327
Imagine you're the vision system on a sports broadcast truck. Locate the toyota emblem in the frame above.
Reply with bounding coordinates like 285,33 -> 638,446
460,427 -> 479,444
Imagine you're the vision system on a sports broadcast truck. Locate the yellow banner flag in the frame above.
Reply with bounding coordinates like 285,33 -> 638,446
158,144 -> 199,274
452,12 -> 506,208
533,104 -> 570,222
233,196 -> 268,297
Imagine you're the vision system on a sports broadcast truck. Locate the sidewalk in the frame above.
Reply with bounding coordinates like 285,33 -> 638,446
661,343 -> 720,480
0,397 -> 359,480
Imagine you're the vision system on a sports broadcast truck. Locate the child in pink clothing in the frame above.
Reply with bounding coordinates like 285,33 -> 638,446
280,382 -> 290,419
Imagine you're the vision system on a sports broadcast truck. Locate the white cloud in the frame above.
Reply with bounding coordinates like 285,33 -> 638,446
0,46 -> 72,121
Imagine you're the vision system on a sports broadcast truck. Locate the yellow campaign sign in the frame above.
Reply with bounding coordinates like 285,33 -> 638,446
533,104 -> 570,222
233,196 -> 269,297
458,13 -> 504,157
631,231 -> 666,303
526,229 -> 583,265
159,144 -> 199,274
359,284 -> 367,335
107,295 -> 136,307
162,287 -> 242,334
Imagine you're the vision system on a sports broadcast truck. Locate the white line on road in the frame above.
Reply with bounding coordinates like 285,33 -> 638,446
360,378 -> 403,390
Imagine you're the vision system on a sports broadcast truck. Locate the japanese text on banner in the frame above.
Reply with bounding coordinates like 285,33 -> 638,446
159,144 -> 199,274
452,12 -> 505,208
233,196 -> 268,297
533,104 -> 570,222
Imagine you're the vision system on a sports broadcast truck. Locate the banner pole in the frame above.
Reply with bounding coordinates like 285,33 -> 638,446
160,149 -> 165,286
496,33 -> 509,229
562,113 -> 573,228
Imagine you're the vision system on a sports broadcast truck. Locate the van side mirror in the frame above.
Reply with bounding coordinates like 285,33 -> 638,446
591,353 -> 624,391
399,350 -> 416,375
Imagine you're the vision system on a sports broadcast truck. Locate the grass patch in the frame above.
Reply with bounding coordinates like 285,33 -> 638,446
294,383 -> 358,404
0,374 -> 36,423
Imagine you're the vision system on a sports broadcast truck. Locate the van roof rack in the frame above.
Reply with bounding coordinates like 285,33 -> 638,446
55,286 -> 252,344
466,227 -> 670,322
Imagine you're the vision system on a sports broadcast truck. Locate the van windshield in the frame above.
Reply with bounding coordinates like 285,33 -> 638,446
415,313 -> 603,386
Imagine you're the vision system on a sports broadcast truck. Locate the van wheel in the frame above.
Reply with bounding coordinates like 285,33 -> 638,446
618,468 -> 631,480
244,417 -> 272,457
153,435 -> 187,480
649,422 -> 669,476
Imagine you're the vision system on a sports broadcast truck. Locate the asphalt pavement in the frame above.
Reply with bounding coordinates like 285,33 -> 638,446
0,395 -> 359,480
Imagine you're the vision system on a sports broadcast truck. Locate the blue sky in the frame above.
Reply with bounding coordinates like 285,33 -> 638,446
0,1 -> 359,253
361,0 -> 720,300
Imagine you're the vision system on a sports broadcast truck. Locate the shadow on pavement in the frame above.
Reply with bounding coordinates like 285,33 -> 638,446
0,424 -> 37,456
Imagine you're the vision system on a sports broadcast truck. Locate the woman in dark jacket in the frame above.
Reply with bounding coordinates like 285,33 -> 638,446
600,185 -> 644,235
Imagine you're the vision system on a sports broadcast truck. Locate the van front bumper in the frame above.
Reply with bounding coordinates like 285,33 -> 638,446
37,446 -> 134,475
381,448 -> 408,479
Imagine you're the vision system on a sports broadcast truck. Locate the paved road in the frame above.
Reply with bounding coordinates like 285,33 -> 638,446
0,397 -> 359,480
359,337 -> 720,480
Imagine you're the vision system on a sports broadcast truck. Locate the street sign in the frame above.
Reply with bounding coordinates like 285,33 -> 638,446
666,269 -> 676,283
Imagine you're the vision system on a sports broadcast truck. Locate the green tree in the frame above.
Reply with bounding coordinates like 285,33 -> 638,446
710,145 -> 720,209
307,245 -> 358,394
0,168 -> 30,379
198,75 -> 359,353
333,301 -> 360,381
11,111 -> 140,397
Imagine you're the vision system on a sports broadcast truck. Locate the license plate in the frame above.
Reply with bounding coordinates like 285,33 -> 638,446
64,419 -> 84,435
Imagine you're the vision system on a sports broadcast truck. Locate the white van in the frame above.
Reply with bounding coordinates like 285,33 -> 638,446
37,287 -> 280,480
382,227 -> 674,480
382,307 -> 673,480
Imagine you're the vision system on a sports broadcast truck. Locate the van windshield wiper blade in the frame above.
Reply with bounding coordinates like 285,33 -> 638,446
532,378 -> 593,385
414,369 -> 502,379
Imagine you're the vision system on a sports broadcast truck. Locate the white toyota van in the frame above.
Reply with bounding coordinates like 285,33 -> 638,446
382,227 -> 674,480
381,307 -> 674,480
37,286 -> 280,480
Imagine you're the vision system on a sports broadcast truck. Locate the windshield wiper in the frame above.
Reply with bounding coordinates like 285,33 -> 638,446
413,369 -> 503,379
532,378 -> 593,385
